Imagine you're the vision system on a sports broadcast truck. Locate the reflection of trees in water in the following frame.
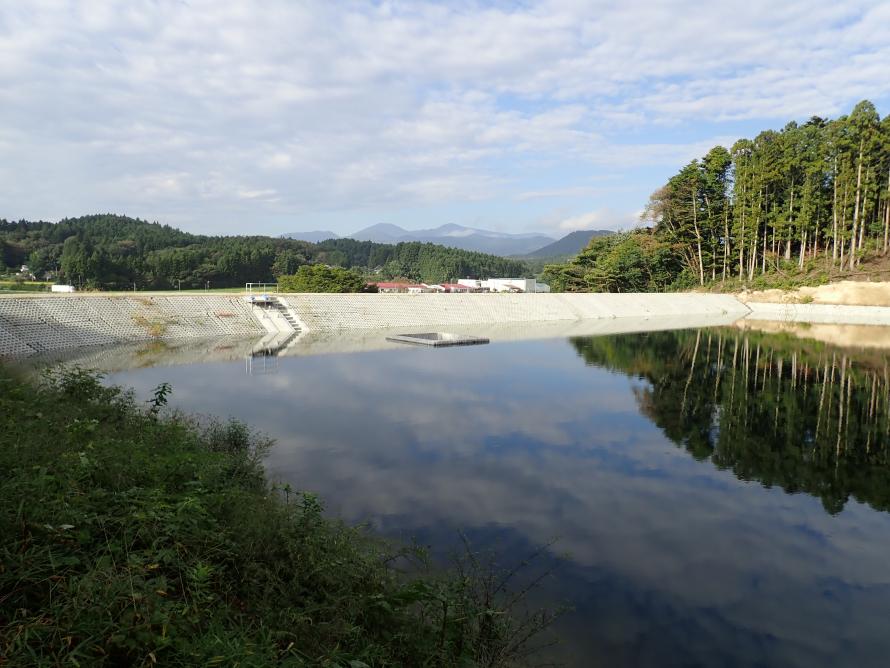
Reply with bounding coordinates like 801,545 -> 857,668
571,330 -> 890,515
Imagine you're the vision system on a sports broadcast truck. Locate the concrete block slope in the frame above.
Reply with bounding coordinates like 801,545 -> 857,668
6,289 -> 890,362
0,295 -> 264,357
18,290 -> 890,360
281,293 -> 750,331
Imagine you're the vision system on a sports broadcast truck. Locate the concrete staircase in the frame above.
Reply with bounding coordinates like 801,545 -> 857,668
272,298 -> 301,331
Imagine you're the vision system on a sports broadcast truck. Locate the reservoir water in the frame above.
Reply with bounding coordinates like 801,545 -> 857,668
93,326 -> 890,667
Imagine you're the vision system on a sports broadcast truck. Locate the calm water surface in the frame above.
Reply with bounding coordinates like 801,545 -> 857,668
104,328 -> 890,667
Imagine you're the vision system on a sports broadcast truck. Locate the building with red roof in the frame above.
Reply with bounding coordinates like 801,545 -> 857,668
434,283 -> 473,293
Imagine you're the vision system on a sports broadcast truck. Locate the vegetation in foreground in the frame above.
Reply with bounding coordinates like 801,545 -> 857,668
0,366 -> 557,666
544,100 -> 890,293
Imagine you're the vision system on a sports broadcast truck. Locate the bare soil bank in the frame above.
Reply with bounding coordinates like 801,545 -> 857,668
738,281 -> 890,307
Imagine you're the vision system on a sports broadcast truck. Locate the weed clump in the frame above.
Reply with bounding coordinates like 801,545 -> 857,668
0,366 -> 557,666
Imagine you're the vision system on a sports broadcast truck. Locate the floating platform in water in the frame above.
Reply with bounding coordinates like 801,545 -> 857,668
386,332 -> 489,347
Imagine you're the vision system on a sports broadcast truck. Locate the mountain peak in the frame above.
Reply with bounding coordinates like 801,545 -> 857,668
280,230 -> 340,243
524,229 -> 612,258
359,223 -> 405,233
349,223 -> 408,242
346,223 -> 555,256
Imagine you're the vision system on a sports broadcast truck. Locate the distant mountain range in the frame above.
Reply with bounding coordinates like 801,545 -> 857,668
280,230 -> 341,243
281,223 -> 610,257
349,223 -> 557,256
522,229 -> 611,258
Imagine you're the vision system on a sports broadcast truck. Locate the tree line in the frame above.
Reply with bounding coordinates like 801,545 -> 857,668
315,238 -> 529,283
0,214 -> 529,289
545,100 -> 890,292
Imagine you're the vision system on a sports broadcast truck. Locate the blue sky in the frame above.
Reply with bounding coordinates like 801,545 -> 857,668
1,0 -> 888,237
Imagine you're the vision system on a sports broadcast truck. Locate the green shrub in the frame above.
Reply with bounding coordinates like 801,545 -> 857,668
278,264 -> 368,293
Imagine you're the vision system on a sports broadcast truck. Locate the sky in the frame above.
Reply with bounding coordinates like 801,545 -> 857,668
1,1 -> 889,238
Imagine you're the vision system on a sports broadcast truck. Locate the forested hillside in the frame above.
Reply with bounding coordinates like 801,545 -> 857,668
0,215 -> 528,289
316,238 -> 529,282
545,100 -> 890,292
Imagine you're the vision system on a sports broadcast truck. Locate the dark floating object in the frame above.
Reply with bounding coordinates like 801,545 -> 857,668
386,332 -> 490,347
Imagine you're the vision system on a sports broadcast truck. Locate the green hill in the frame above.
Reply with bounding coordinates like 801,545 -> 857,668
524,229 -> 611,258
0,214 -> 530,289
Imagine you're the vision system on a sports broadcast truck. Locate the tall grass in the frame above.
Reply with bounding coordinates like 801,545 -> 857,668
0,366 -> 558,666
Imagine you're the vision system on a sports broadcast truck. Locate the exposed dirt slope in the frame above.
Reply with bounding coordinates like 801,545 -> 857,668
738,281 -> 890,307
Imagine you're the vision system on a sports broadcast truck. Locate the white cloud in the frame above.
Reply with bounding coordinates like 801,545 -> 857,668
517,186 -> 605,201
0,0 -> 887,233
262,152 -> 293,170
237,188 -> 278,200
548,208 -> 641,232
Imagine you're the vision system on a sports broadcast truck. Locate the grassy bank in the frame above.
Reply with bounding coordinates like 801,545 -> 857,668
0,367 -> 554,666
0,281 -> 51,293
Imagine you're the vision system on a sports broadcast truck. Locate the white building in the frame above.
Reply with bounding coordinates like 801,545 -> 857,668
429,283 -> 472,293
457,278 -> 550,293
51,284 -> 76,293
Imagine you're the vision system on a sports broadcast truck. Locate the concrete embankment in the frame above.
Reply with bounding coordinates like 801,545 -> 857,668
0,294 -> 264,357
0,292 -> 747,358
282,293 -> 748,331
4,290 -> 890,360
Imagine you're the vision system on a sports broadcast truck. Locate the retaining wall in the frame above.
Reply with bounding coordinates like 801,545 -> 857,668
282,293 -> 749,331
0,295 -> 264,357
8,291 -> 890,360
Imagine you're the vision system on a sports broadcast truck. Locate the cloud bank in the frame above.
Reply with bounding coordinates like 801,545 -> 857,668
0,0 -> 887,234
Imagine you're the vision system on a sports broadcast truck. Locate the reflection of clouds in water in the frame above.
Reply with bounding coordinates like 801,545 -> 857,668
106,337 -> 890,667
